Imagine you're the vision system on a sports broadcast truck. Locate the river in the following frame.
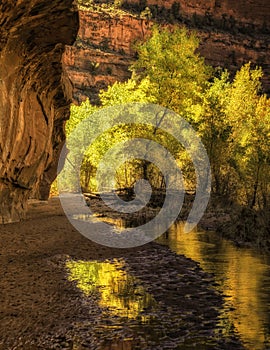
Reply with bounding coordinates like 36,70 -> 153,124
68,212 -> 270,349
157,223 -> 270,350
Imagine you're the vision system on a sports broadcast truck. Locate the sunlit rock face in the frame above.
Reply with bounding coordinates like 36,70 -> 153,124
0,1 -> 79,223
125,0 -> 270,26
64,1 -> 270,103
63,11 -> 151,103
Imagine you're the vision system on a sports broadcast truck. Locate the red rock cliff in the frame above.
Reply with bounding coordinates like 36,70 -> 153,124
64,2 -> 270,103
125,0 -> 270,27
64,10 -> 152,103
0,1 -> 79,223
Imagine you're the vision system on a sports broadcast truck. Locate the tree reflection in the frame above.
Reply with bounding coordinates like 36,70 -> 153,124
66,259 -> 156,321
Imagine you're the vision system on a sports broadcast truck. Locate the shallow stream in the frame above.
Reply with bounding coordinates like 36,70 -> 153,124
157,223 -> 270,349
67,215 -> 270,349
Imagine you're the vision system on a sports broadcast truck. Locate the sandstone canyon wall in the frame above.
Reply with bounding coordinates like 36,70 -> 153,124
124,0 -> 270,27
64,1 -> 270,103
0,1 -> 79,223
1,0 -> 269,223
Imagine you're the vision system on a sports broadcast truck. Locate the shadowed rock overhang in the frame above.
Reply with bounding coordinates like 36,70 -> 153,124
0,1 -> 79,223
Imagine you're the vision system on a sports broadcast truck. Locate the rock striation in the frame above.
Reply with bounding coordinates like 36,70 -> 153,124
63,10 -> 152,103
124,0 -> 270,27
63,1 -> 270,103
0,1 -> 79,223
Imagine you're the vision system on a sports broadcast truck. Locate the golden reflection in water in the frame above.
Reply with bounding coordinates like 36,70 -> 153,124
158,223 -> 270,350
66,259 -> 156,321
73,214 -> 126,233
93,216 -> 126,232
